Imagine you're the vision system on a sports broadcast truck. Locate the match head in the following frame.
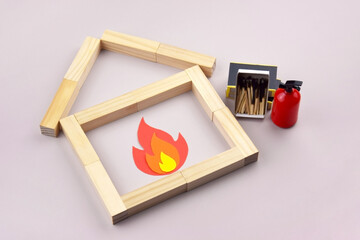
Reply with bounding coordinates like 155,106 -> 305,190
259,78 -> 267,99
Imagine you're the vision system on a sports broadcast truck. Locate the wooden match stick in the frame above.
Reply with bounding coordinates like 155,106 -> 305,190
236,86 -> 242,113
250,82 -> 254,115
240,90 -> 247,113
252,78 -> 259,115
254,86 -> 259,114
246,78 -> 252,115
236,76 -> 244,113
259,78 -> 266,115
236,87 -> 240,111
237,87 -> 247,113
244,90 -> 250,114
260,97 -> 265,115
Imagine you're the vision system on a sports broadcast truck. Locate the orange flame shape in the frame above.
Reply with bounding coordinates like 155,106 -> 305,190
132,118 -> 188,175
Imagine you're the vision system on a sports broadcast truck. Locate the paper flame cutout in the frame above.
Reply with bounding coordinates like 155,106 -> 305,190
132,118 -> 188,175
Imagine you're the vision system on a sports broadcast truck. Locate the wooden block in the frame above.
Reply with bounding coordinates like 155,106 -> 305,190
85,161 -> 128,224
121,172 -> 187,216
40,79 -> 79,137
73,71 -> 192,132
101,30 -> 160,62
100,30 -> 216,76
156,43 -> 216,77
40,37 -> 100,137
60,115 -> 100,166
181,147 -> 246,191
74,92 -> 137,132
245,151 -> 259,165
132,71 -> 192,111
213,107 -> 258,157
186,65 -> 225,120
61,115 -> 127,223
64,37 -> 101,88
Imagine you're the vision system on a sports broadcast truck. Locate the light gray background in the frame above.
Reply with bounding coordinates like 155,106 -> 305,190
1,0 -> 359,239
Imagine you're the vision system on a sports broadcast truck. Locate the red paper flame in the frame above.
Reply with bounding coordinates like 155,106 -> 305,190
132,118 -> 188,175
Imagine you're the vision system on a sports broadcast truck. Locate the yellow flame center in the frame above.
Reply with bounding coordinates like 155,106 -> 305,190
159,152 -> 177,172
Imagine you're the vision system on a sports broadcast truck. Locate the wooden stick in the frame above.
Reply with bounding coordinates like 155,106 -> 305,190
75,92 -> 137,132
244,90 -> 250,114
240,90 -> 247,113
157,43 -> 216,77
40,79 -> 79,137
74,71 -> 192,132
121,172 -> 186,217
260,97 -> 265,115
101,30 -> 216,77
259,79 -> 267,115
64,37 -> 101,87
247,82 -> 252,114
186,65 -> 225,120
213,107 -> 258,156
236,87 -> 245,113
181,147 -> 247,191
250,84 -> 254,114
86,161 -> 128,224
254,90 -> 260,115
235,86 -> 242,113
133,71 -> 192,111
60,115 -> 127,223
101,30 -> 160,62
40,37 -> 100,137
60,115 -> 100,166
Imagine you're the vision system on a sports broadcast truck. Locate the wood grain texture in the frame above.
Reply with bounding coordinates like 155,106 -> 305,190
64,37 -> 101,88
157,43 -> 216,77
41,32 -> 217,137
132,71 -> 192,111
186,65 -> 225,120
181,147 -> 246,191
40,37 -> 100,137
40,79 -> 79,137
73,71 -> 192,131
101,30 -> 160,62
100,30 -> 216,76
60,115 -> 100,166
121,172 -> 187,216
85,161 -> 128,224
74,92 -> 137,132
213,107 -> 258,157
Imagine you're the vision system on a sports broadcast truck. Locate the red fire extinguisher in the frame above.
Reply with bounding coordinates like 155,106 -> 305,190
271,80 -> 303,128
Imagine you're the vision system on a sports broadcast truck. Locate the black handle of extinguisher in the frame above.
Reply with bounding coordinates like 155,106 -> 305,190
279,80 -> 303,93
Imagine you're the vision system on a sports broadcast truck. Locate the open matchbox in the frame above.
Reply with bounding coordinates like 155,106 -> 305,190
226,62 -> 280,118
